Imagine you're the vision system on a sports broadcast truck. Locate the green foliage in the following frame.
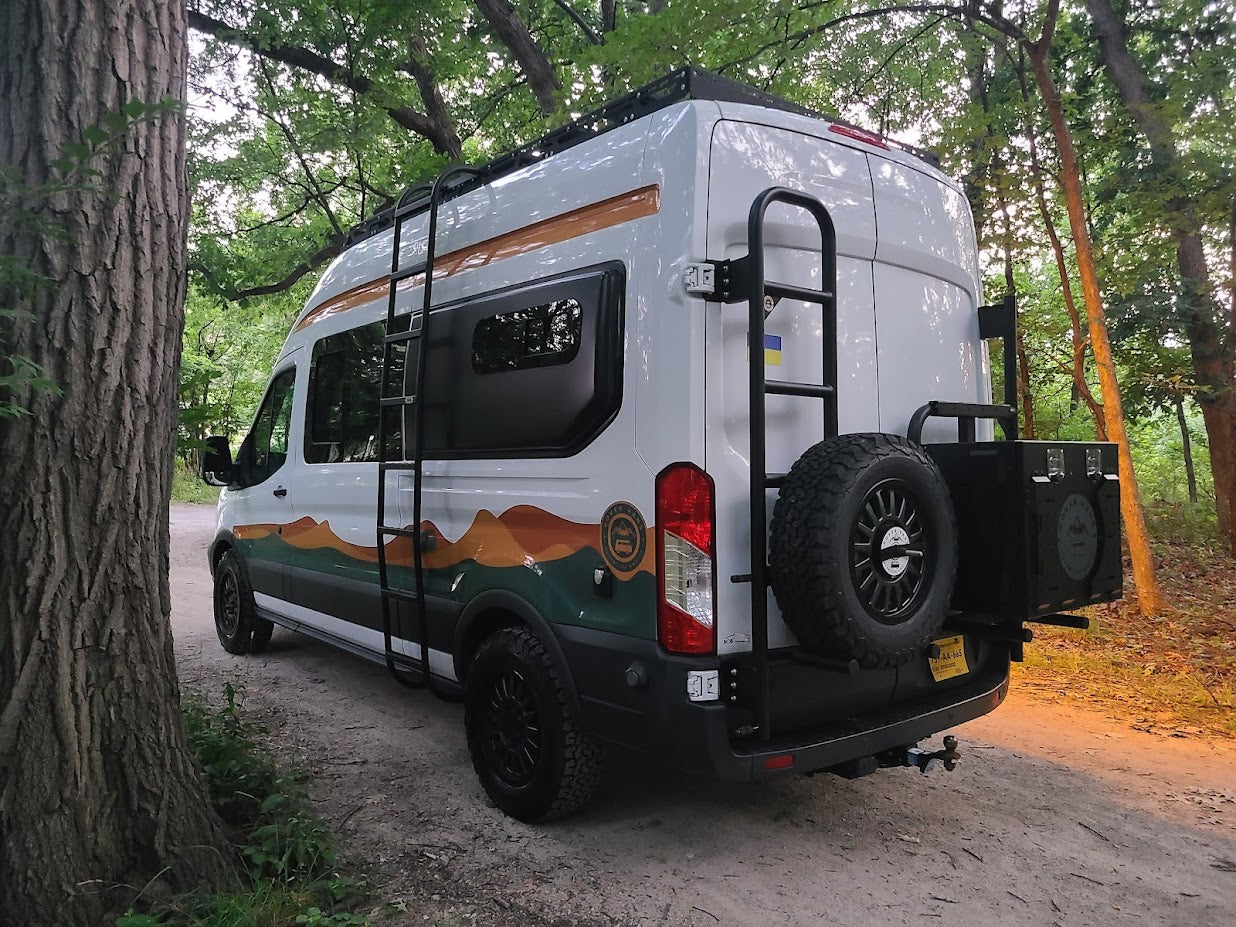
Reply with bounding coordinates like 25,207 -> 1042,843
178,286 -> 301,458
172,462 -> 221,504
184,683 -> 336,883
117,685 -> 370,926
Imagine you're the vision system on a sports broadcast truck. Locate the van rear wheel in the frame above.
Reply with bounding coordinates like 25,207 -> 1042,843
464,627 -> 603,822
769,433 -> 957,668
213,550 -> 274,655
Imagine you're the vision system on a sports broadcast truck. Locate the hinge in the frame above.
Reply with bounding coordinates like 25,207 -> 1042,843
682,262 -> 716,296
682,257 -> 750,303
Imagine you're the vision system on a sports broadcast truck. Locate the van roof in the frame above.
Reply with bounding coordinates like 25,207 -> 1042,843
342,67 -> 940,251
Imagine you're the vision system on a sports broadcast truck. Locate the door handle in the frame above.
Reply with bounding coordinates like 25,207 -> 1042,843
273,486 -> 288,498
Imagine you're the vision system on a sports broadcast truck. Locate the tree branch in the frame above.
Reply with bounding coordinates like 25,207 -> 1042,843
551,0 -> 602,45
472,0 -> 560,114
187,8 -> 457,153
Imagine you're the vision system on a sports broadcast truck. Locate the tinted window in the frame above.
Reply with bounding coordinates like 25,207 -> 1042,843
407,263 -> 624,458
472,299 -> 582,374
249,367 -> 295,483
305,324 -> 386,463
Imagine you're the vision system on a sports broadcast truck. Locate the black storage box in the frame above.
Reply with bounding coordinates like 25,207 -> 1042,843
925,441 -> 1122,621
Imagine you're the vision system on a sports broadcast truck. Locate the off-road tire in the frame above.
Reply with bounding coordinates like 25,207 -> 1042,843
769,433 -> 957,668
464,627 -> 604,822
213,550 -> 274,655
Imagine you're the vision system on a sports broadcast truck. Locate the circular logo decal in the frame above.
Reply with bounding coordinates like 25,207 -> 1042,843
601,501 -> 647,572
1057,493 -> 1099,581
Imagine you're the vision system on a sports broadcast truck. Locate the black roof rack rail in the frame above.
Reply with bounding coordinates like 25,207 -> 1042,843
342,66 -> 940,250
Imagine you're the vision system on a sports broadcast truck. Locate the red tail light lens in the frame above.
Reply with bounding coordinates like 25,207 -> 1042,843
655,463 -> 716,655
829,124 -> 889,149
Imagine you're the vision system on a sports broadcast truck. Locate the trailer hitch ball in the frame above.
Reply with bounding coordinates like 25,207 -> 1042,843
906,735 -> 960,774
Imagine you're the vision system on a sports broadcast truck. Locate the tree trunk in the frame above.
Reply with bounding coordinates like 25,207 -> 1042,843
1026,37 -> 1163,615
1176,394 -> 1198,504
1085,0 -> 1236,550
1015,54 -> 1106,438
0,1 -> 231,922
1016,329 -> 1036,439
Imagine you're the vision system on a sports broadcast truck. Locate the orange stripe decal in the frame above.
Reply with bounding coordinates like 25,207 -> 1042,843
295,184 -> 661,332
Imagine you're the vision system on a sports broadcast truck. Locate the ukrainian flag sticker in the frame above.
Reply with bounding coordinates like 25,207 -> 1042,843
763,333 -> 783,366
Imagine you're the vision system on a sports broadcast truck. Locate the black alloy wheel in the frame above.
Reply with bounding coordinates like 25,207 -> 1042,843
217,568 -> 242,638
483,668 -> 543,787
849,479 -> 930,623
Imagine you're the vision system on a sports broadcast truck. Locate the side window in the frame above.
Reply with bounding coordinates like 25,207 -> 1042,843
472,299 -> 582,374
305,323 -> 385,464
413,263 -> 624,458
250,367 -> 296,483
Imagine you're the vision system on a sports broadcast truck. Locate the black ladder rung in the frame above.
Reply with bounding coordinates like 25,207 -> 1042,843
385,651 -> 427,674
379,461 -> 419,472
380,587 -> 422,605
765,473 -> 786,488
390,262 -> 428,284
765,380 -> 835,398
380,395 -> 416,407
384,328 -> 422,345
378,525 -> 418,538
765,281 -> 833,304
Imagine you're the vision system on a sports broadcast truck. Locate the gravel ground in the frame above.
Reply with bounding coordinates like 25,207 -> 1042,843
170,504 -> 1236,926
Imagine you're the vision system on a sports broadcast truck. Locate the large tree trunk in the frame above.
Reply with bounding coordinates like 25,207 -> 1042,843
0,1 -> 231,922
1085,0 -> 1236,550
1026,26 -> 1163,615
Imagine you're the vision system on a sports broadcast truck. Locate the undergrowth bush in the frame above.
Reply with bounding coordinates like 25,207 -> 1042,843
117,684 -> 367,926
184,683 -> 336,883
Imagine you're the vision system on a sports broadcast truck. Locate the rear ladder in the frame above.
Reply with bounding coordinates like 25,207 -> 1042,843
375,166 -> 482,690
716,187 -> 838,740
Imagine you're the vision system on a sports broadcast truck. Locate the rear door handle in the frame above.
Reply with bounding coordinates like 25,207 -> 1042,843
273,486 -> 287,498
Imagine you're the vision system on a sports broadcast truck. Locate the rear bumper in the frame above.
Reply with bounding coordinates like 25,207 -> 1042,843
556,624 -> 1010,783
687,659 -> 1008,781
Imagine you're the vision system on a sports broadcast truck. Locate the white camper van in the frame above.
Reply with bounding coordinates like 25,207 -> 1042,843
202,69 -> 1122,822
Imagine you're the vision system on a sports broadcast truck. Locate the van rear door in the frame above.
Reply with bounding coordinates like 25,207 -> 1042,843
704,119 -> 880,655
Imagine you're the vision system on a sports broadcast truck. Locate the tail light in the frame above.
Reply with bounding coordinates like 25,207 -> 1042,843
829,124 -> 889,149
655,463 -> 716,654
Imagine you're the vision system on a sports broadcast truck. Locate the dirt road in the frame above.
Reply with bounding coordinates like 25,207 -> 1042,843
170,504 -> 1236,926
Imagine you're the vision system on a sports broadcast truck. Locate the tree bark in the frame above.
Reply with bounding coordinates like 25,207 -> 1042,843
1085,0 -> 1236,549
1026,17 -> 1163,615
1015,54 -> 1106,437
473,0 -> 560,115
0,1 -> 231,922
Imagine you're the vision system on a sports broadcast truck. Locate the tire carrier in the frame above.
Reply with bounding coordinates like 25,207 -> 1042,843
714,189 -> 839,742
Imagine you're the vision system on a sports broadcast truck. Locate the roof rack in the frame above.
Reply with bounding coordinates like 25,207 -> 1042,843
343,66 -> 939,249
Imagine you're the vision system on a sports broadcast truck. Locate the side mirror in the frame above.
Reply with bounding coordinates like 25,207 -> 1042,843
201,435 -> 233,487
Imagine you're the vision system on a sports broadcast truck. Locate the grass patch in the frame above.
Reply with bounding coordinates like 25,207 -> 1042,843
172,463 -> 219,505
117,685 -> 371,926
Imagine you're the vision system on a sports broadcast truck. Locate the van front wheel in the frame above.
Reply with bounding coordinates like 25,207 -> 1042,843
464,627 -> 603,822
213,550 -> 274,655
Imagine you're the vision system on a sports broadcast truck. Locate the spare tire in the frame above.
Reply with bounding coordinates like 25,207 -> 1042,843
769,433 -> 957,668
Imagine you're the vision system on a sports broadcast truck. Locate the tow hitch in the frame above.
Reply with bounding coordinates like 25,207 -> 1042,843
904,735 -> 960,774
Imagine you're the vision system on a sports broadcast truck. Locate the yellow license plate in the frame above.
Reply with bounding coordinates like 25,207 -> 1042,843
928,635 -> 969,682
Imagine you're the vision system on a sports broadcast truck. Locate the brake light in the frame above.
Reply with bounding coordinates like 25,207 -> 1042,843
829,124 -> 889,149
655,463 -> 716,654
